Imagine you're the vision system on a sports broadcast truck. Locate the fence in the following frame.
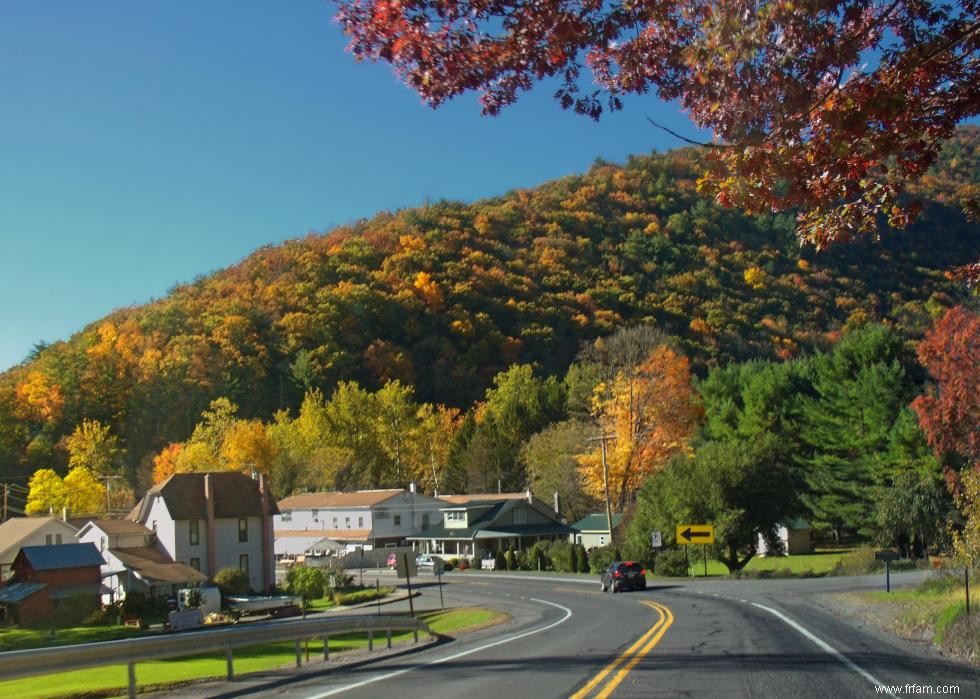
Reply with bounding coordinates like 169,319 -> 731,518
0,613 -> 432,698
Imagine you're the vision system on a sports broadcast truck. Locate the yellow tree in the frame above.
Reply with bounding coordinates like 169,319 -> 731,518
578,344 -> 700,511
25,468 -> 68,515
63,467 -> 108,515
220,420 -> 276,476
66,419 -> 123,477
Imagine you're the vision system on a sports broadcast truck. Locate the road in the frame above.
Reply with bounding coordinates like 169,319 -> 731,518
156,570 -> 979,699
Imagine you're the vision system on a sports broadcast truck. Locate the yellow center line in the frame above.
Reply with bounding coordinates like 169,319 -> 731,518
594,602 -> 674,699
569,600 -> 671,699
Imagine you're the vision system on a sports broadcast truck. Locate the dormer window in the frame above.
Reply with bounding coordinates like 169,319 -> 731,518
189,520 -> 200,546
238,518 -> 248,543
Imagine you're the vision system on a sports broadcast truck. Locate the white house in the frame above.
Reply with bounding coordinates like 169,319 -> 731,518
0,516 -> 79,581
274,487 -> 444,556
757,518 -> 812,556
75,519 -> 206,604
129,472 -> 279,593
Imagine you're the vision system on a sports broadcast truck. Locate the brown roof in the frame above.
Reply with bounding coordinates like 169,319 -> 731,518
111,546 -> 208,585
278,490 -> 405,510
437,493 -> 529,505
88,520 -> 153,536
0,516 -> 77,555
276,529 -> 372,542
140,472 -> 280,521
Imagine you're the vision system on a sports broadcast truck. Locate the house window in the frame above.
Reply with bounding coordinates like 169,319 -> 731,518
345,517 -> 351,528
312,509 -> 319,521
332,517 -> 338,528
238,518 -> 248,543
190,558 -> 200,571
281,511 -> 292,522
358,516 -> 363,528
189,520 -> 200,546
45,534 -> 52,545
55,534 -> 62,544
239,554 -> 249,574
514,508 -> 527,525
446,511 -> 464,522
394,515 -> 401,526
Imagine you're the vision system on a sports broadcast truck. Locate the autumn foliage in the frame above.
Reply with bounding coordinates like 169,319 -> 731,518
336,0 -> 978,255
578,344 -> 700,508
911,305 -> 980,469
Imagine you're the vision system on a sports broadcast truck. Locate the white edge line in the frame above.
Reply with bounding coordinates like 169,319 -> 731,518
306,598 -> 573,698
750,602 -> 897,698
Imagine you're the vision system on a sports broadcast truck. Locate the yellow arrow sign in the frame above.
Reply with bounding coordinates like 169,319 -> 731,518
675,524 -> 714,545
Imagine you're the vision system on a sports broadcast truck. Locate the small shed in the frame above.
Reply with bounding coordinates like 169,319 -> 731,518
757,519 -> 812,556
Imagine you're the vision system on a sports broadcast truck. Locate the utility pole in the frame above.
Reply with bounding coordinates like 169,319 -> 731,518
588,433 -> 617,547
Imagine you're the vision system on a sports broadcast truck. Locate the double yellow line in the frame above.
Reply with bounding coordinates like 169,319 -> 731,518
570,600 -> 674,699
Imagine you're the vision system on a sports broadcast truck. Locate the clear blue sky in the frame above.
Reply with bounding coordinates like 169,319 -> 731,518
0,1 -> 701,372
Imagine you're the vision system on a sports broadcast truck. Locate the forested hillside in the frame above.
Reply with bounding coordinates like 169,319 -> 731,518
1,129 -> 977,490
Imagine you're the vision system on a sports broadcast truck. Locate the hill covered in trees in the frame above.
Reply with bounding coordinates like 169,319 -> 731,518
1,129 -> 977,490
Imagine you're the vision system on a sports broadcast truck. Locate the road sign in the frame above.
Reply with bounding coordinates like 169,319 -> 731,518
651,531 -> 663,548
874,549 -> 899,563
675,524 -> 715,545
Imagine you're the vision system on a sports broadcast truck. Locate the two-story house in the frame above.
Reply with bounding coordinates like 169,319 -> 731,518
274,487 -> 444,558
129,472 -> 278,593
410,491 -> 577,560
0,516 -> 79,581
76,519 -> 206,604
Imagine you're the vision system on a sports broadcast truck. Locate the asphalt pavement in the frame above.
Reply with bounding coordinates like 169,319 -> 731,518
145,569 -> 980,699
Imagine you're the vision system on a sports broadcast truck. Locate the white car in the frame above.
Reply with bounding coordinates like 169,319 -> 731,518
416,554 -> 436,569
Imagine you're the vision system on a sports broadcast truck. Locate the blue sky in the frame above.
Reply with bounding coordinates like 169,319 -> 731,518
0,1 -> 701,372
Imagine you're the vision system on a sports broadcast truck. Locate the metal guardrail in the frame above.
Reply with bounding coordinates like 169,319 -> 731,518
0,613 -> 432,698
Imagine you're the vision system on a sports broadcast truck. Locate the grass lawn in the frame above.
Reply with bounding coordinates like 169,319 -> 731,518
0,606 -> 507,699
672,548 -> 854,578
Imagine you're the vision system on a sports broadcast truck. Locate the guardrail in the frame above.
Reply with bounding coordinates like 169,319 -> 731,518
0,613 -> 432,698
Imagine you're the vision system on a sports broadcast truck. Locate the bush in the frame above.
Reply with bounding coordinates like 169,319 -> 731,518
285,565 -> 326,605
505,550 -> 517,570
494,551 -> 507,571
577,545 -> 590,573
654,549 -> 689,577
213,567 -> 251,596
121,590 -> 146,615
832,547 -> 883,576
528,542 -> 551,571
588,546 -> 619,573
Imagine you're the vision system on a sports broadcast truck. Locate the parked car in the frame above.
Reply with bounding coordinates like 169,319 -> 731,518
386,553 -> 397,569
600,561 -> 647,593
416,554 -> 436,569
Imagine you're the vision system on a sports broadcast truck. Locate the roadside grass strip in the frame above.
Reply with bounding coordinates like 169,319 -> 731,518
570,600 -> 674,699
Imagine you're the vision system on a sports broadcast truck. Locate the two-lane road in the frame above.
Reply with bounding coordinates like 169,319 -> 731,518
156,572 -> 979,698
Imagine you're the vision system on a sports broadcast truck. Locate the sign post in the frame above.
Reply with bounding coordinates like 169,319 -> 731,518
875,549 -> 899,592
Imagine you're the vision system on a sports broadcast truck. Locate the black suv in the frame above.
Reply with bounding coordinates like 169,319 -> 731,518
600,561 -> 647,593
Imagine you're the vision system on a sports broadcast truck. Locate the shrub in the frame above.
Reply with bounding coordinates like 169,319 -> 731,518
528,541 -> 551,570
832,547 -> 883,576
505,550 -> 517,570
285,565 -> 326,606
494,551 -> 507,571
549,542 -> 575,572
654,549 -> 689,577
121,590 -> 146,615
588,546 -> 619,573
577,545 -> 590,573
213,567 -> 251,596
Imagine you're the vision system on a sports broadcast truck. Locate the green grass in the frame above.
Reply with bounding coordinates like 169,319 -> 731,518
859,574 -> 978,644
674,549 -> 852,578
0,606 -> 506,699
